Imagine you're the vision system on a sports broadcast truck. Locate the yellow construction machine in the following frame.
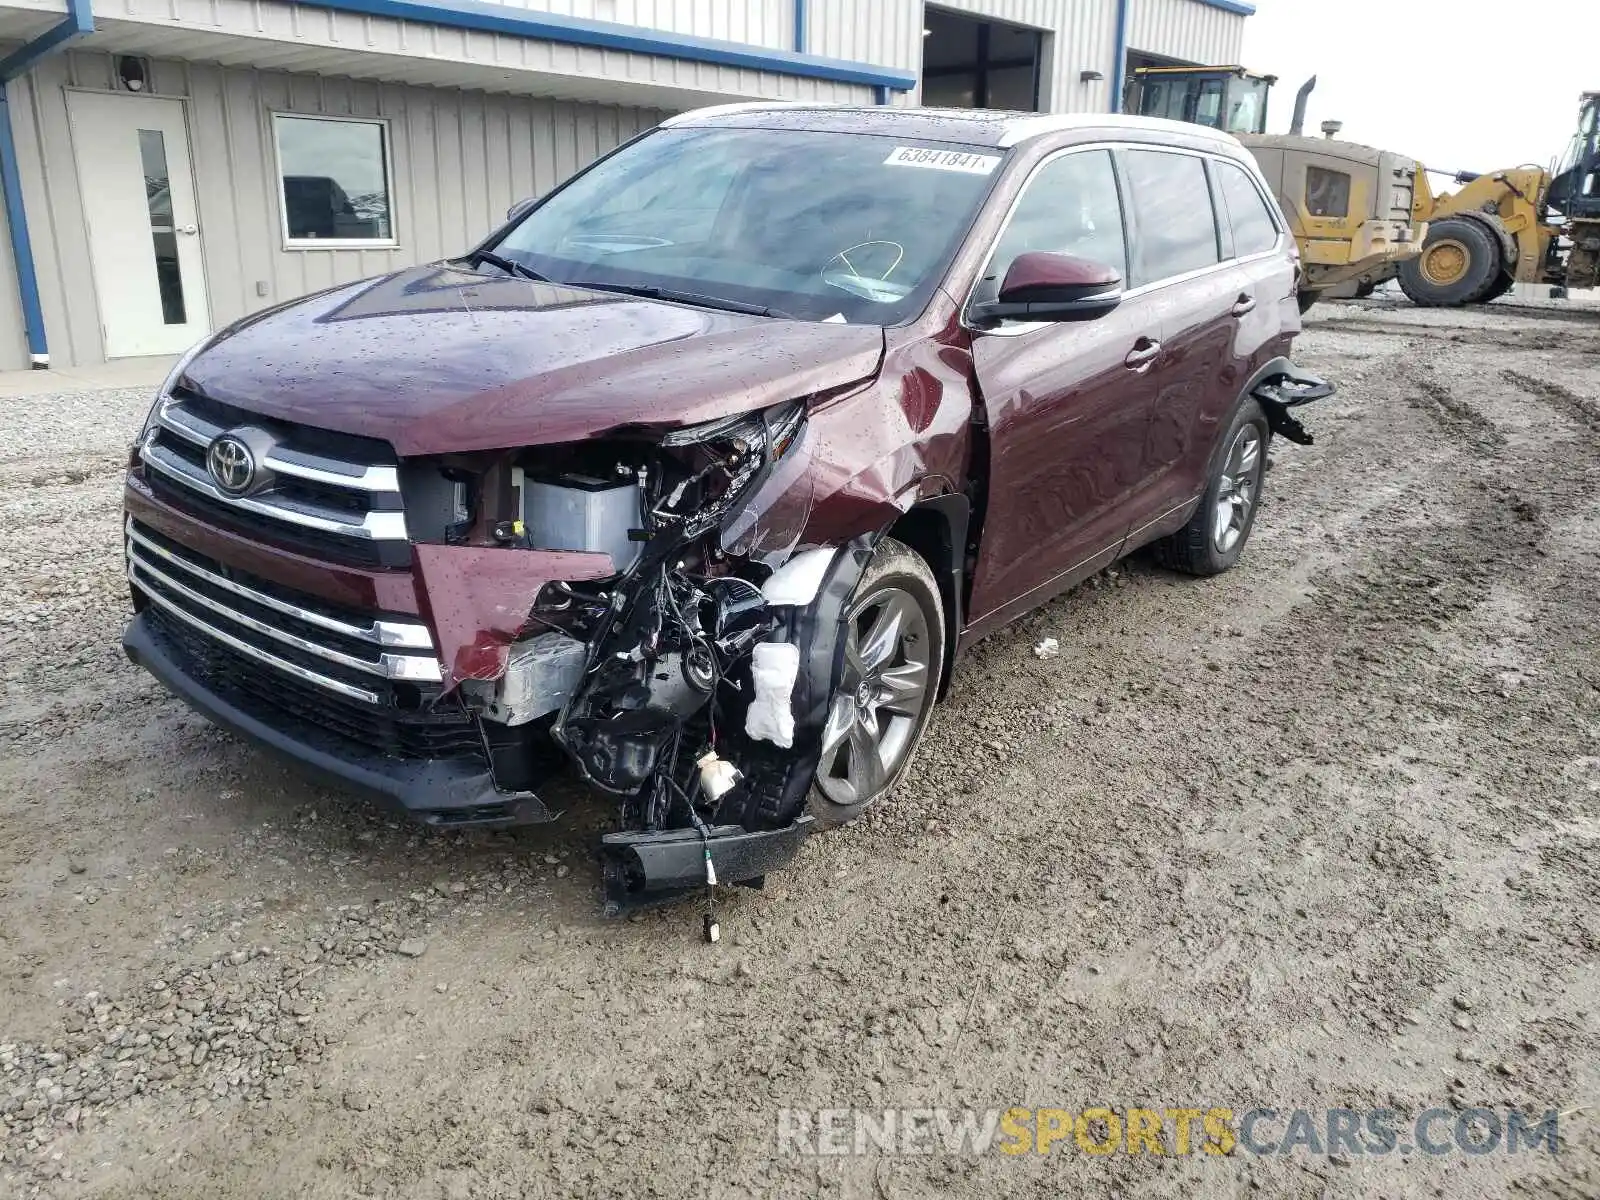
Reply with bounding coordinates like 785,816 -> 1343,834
1126,68 -> 1600,309
1389,91 -> 1599,305
1125,67 -> 1423,311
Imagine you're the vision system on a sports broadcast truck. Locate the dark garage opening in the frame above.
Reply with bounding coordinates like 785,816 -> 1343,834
921,7 -> 1044,112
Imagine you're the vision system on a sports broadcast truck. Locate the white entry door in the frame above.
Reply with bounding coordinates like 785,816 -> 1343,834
67,92 -> 211,358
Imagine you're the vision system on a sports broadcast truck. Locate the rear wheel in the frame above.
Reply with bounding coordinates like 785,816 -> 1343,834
1398,217 -> 1503,306
1154,399 -> 1270,577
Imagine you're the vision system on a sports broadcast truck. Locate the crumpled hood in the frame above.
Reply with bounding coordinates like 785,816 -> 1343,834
182,264 -> 885,456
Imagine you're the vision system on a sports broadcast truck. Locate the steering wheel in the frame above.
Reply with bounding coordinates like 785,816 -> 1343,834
821,240 -> 906,298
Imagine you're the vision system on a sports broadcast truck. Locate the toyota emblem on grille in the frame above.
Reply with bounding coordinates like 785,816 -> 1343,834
206,435 -> 256,495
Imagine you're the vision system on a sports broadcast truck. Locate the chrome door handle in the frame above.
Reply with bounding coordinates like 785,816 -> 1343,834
1231,294 -> 1256,316
178,224 -> 198,236
1124,340 -> 1162,372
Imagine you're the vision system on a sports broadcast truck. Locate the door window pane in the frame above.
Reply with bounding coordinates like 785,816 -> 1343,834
138,129 -> 186,326
1216,160 -> 1281,257
1305,166 -> 1352,218
1122,149 -> 1221,285
275,115 -> 393,243
980,149 -> 1127,300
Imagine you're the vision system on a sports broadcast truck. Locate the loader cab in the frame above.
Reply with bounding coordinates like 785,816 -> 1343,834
1549,92 -> 1599,220
1124,66 -> 1275,136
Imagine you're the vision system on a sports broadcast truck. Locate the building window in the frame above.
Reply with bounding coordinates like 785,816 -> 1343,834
273,114 -> 395,247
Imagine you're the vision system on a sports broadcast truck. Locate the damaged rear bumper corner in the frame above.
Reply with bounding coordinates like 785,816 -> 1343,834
123,612 -> 550,827
1251,358 -> 1336,445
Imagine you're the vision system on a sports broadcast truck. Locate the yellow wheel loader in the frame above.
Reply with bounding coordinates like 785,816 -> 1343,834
1125,67 -> 1424,311
1394,91 -> 1599,305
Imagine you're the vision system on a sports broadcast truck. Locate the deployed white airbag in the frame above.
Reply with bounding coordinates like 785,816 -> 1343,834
761,547 -> 836,607
745,641 -> 801,748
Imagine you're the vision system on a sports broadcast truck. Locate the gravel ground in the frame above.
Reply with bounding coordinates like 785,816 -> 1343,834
1,300 -> 1598,1199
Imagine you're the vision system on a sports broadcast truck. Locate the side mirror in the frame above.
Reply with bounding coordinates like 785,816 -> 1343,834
970,252 -> 1123,324
506,196 -> 539,224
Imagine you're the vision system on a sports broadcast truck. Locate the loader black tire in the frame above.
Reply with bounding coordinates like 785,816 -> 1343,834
1479,271 -> 1516,303
1398,217 -> 1504,307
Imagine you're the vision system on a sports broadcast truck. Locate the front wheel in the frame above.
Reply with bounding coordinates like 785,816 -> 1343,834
1153,399 -> 1270,577
809,538 -> 945,826
1398,217 -> 1503,306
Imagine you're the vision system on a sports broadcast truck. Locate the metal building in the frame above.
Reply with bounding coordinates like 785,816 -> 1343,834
0,0 -> 1250,372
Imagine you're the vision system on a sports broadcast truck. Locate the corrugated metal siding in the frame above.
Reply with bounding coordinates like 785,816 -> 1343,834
464,0 -> 792,52
83,0 -> 880,108
805,0 -> 922,72
1126,0 -> 1246,66
0,50 -> 670,369
918,0 -> 1119,113
0,201 -> 25,369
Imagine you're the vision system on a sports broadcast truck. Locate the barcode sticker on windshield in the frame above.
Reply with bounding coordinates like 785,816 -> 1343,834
883,146 -> 1001,174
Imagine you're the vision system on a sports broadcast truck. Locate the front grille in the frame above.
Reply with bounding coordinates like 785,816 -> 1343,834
137,388 -> 410,568
128,520 -> 482,761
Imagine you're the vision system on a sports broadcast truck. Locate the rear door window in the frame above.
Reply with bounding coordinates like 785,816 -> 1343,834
1121,149 -> 1221,286
1215,160 -> 1282,257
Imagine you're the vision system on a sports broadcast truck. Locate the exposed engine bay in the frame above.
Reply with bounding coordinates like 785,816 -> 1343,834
448,401 -> 852,919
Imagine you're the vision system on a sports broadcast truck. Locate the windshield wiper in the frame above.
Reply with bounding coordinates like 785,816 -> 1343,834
574,281 -> 797,320
457,249 -> 549,282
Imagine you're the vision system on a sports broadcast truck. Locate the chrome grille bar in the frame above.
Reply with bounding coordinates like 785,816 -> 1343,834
131,572 -> 384,705
129,552 -> 442,685
125,521 -> 431,650
140,436 -> 408,542
155,400 -> 401,492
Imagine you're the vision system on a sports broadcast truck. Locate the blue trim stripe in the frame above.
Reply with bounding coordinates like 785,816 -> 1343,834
0,0 -> 93,81
0,87 -> 48,360
303,0 -> 915,91
1111,0 -> 1130,113
793,0 -> 807,53
1196,0 -> 1256,13
1,0 -> 94,366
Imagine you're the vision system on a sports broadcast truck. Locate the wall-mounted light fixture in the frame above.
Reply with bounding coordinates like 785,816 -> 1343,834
1079,69 -> 1104,83
117,55 -> 149,92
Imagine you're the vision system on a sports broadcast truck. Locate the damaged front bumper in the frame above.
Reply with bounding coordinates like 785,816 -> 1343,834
122,400 -> 878,912
122,612 -> 552,826
597,816 -> 817,915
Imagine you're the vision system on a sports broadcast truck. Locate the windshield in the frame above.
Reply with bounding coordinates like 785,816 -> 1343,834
491,126 -> 1004,324
1225,77 -> 1270,134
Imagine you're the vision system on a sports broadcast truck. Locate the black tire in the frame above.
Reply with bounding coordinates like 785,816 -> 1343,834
1478,272 -> 1515,303
1398,217 -> 1504,307
1296,290 -> 1319,314
808,537 -> 945,826
1153,398 -> 1271,577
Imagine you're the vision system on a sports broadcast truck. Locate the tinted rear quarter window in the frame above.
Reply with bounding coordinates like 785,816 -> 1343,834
1216,160 -> 1281,257
1121,149 -> 1220,286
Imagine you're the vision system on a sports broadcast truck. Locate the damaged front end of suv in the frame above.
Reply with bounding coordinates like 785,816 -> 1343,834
434,399 -> 876,913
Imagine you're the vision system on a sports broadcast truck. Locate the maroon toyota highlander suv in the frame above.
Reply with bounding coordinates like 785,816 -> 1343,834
122,104 -> 1331,910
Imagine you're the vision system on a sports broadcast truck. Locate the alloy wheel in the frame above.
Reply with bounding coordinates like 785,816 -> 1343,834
815,584 -> 931,809
1212,424 -> 1263,553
